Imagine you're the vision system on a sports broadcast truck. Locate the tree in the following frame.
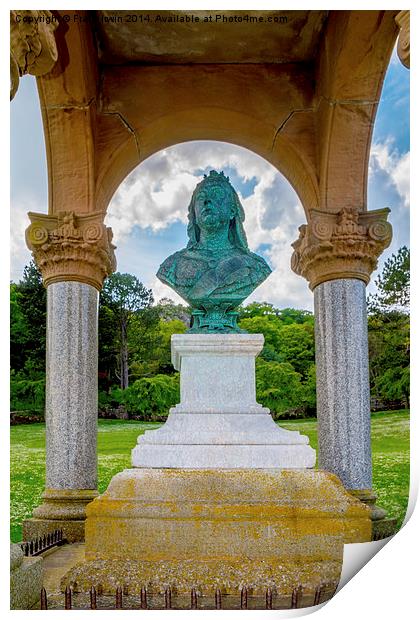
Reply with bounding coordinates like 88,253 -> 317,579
367,247 -> 410,408
155,297 -> 191,327
239,302 -> 313,325
10,260 -> 46,374
100,273 -> 155,389
256,359 -> 304,418
239,315 -> 315,378
276,323 -> 315,378
368,311 -> 410,408
368,246 -> 410,313
239,302 -> 281,319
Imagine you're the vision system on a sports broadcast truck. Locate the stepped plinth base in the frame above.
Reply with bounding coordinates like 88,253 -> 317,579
132,334 -> 316,469
23,489 -> 98,543
62,468 -> 371,595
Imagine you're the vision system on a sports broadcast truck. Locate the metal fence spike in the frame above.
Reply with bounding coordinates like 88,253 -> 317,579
140,587 -> 147,609
165,586 -> 172,609
266,587 -> 273,609
115,586 -> 123,609
64,586 -> 72,610
40,587 -> 48,610
313,585 -> 324,606
90,586 -> 97,609
215,588 -> 222,609
291,585 -> 302,609
191,587 -> 198,609
241,586 -> 248,609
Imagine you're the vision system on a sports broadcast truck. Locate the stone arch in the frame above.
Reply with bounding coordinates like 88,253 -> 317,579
96,107 -> 319,221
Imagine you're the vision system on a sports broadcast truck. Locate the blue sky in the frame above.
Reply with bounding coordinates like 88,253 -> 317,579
10,48 -> 409,311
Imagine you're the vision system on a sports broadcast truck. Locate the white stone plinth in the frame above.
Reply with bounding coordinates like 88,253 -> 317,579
132,334 -> 315,469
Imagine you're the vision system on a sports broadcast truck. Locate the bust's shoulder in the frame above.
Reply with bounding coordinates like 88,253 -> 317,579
157,250 -> 183,279
157,247 -> 206,285
244,250 -> 272,275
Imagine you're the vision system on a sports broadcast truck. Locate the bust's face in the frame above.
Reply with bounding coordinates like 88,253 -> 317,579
194,185 -> 234,233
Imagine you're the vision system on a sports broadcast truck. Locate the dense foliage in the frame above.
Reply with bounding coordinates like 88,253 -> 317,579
367,247 -> 410,408
10,248 -> 409,419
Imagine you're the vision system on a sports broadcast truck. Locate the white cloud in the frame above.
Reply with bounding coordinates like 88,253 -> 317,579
10,195 -> 42,282
369,141 -> 410,208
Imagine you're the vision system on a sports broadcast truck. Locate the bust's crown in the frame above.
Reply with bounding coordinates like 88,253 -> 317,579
202,170 -> 230,184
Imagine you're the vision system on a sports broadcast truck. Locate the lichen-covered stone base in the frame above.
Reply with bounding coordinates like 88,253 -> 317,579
62,558 -> 341,596
62,468 -> 370,594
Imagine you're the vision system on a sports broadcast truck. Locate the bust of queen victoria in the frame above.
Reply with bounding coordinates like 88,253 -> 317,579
157,170 -> 271,332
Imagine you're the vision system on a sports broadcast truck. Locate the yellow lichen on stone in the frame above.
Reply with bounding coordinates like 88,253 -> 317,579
63,468 -> 372,593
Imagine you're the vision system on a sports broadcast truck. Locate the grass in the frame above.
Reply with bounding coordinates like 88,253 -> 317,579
10,411 -> 410,542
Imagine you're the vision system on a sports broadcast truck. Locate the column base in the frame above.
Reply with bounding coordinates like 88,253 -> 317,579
23,489 -> 98,543
62,468 -> 371,596
349,490 -> 397,540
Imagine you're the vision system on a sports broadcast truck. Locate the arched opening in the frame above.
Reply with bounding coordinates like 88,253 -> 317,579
104,140 -> 313,311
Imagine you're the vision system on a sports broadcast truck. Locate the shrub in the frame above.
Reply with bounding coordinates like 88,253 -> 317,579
256,359 -> 304,417
120,374 -> 180,421
10,377 -> 45,412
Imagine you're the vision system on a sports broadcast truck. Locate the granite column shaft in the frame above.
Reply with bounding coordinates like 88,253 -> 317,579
24,281 -> 100,542
45,281 -> 99,490
314,278 -> 372,490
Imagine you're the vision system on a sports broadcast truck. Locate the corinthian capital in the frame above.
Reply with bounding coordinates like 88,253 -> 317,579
10,10 -> 58,100
25,211 -> 117,290
291,208 -> 392,290
395,10 -> 410,69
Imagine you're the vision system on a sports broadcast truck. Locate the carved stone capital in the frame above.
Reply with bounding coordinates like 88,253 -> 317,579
25,211 -> 117,290
10,10 -> 58,100
291,208 -> 392,290
395,10 -> 410,69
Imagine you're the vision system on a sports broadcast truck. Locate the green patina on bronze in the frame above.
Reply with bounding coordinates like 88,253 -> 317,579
157,170 -> 272,332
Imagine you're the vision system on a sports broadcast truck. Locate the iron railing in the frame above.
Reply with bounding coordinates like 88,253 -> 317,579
20,529 -> 65,557
40,582 -> 337,610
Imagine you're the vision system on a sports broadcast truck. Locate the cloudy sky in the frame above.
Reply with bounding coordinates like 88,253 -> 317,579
10,47 -> 409,311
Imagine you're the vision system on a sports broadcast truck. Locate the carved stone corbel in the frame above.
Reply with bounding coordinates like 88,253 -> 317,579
25,211 -> 117,290
395,10 -> 410,69
10,10 -> 58,100
291,207 -> 392,290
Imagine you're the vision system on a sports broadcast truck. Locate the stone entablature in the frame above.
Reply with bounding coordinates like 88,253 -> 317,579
291,207 -> 392,290
25,211 -> 116,290
10,10 -> 58,100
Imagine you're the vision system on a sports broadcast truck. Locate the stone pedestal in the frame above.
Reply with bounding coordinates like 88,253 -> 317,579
64,469 -> 371,595
63,332 -> 371,596
23,282 -> 99,542
132,334 -> 316,468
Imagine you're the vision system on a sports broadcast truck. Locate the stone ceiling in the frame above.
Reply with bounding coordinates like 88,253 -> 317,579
93,10 -> 329,64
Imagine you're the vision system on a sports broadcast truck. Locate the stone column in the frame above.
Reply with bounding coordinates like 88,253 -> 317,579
23,210 -> 116,542
314,278 -> 371,490
291,207 -> 395,537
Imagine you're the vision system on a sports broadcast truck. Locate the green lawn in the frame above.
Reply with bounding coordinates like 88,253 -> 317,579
10,411 -> 410,542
